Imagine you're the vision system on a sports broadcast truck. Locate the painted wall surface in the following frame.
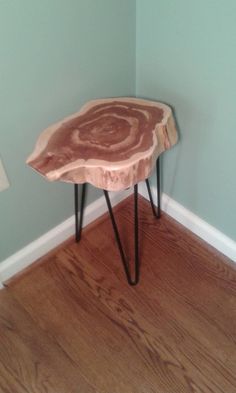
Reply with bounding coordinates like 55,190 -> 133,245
136,0 -> 236,240
1,0 -> 235,263
0,0 -> 136,261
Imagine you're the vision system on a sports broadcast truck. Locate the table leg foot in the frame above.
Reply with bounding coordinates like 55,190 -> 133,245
103,185 -> 139,286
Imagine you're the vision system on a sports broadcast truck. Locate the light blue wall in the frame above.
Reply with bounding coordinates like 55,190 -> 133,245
136,0 -> 236,240
1,0 -> 235,263
0,0 -> 136,262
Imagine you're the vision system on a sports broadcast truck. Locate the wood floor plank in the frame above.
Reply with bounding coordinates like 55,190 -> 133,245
58,236 -> 236,393
10,259 -> 163,393
87,198 -> 236,339
1,195 -> 236,393
0,289 -> 97,393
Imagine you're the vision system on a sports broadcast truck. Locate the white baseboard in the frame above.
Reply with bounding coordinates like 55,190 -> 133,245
0,188 -> 132,288
1,184 -> 235,289
139,182 -> 236,263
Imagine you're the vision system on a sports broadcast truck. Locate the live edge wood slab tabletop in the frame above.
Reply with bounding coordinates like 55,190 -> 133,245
27,97 -> 178,191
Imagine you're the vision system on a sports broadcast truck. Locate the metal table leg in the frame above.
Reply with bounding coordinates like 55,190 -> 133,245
145,157 -> 161,218
103,184 -> 139,286
73,158 -> 161,285
74,183 -> 87,242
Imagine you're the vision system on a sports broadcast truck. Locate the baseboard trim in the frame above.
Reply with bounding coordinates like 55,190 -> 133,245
1,184 -> 235,289
139,182 -> 236,262
0,188 -> 133,288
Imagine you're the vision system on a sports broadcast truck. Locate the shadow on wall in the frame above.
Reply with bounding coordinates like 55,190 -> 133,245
139,92 -> 210,214
161,100 -> 182,199
137,93 -> 182,200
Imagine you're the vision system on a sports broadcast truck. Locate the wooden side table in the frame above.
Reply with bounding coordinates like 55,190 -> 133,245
27,97 -> 178,285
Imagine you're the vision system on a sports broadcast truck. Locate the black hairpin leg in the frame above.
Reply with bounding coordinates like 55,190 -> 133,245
145,157 -> 161,218
103,184 -> 139,286
74,183 -> 87,242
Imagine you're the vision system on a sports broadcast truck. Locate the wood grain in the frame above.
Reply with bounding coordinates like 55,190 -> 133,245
0,290 -> 97,393
1,196 -> 236,393
26,98 -> 178,190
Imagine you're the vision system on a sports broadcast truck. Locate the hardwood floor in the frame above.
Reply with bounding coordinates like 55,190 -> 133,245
0,195 -> 236,393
